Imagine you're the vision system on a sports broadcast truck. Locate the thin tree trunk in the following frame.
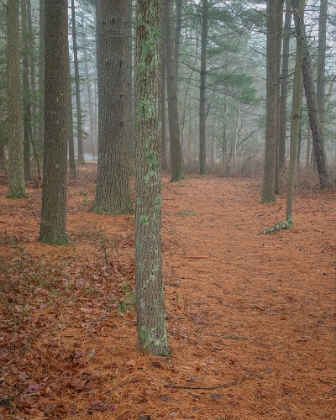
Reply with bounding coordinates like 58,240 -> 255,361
286,0 -> 303,221
161,22 -> 168,171
7,0 -> 27,198
127,0 -> 135,170
316,0 -> 327,136
165,0 -> 184,181
292,0 -> 330,188
71,0 -> 85,165
38,0 -> 45,151
68,49 -> 77,178
175,0 -> 182,74
279,0 -> 291,168
199,0 -> 208,175
21,0 -> 32,180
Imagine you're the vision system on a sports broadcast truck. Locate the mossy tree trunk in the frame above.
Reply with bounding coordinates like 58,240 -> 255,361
39,0 -> 68,245
7,0 -> 27,199
135,0 -> 170,356
92,0 -> 132,215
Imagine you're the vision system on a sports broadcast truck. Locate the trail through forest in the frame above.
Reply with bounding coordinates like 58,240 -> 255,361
0,166 -> 335,420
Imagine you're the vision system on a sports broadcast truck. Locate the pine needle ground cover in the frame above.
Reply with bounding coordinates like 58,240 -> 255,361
0,165 -> 334,419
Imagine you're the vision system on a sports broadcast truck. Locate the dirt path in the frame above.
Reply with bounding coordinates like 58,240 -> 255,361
0,167 -> 335,420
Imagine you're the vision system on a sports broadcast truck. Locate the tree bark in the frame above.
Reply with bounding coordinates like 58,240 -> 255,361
292,0 -> 330,188
199,0 -> 208,175
92,0 -> 132,214
68,49 -> 77,178
316,0 -> 327,136
161,21 -> 168,171
135,0 -> 170,356
21,0 -> 32,181
262,0 -> 283,202
286,0 -> 303,221
71,0 -> 85,165
175,0 -> 182,74
39,0 -> 68,244
165,0 -> 184,181
279,0 -> 291,169
7,0 -> 27,198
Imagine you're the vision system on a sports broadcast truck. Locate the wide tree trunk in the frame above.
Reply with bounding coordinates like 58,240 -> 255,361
165,0 -> 184,181
92,0 -> 132,214
199,0 -> 208,175
7,0 -> 27,198
135,0 -> 170,356
262,0 -> 283,202
292,0 -> 330,188
39,0 -> 68,244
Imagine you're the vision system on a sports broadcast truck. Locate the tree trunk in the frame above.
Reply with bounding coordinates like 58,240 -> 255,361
262,0 -> 283,202
68,50 -> 77,178
316,0 -> 327,136
71,0 -> 85,165
7,0 -> 27,198
0,145 -> 6,171
92,0 -> 132,214
286,0 -> 304,221
38,0 -> 45,151
21,0 -> 32,181
175,0 -> 182,74
127,0 -> 135,171
199,0 -> 208,175
165,0 -> 184,181
279,0 -> 291,169
161,22 -> 168,171
135,0 -> 170,356
292,0 -> 330,188
39,0 -> 68,244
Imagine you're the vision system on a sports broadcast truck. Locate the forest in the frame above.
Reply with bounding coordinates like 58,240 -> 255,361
0,0 -> 335,419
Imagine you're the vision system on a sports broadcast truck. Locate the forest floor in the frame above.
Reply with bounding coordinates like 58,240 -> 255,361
0,164 -> 335,420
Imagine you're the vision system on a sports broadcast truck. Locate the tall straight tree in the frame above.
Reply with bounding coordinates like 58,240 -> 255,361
279,0 -> 292,169
39,0 -> 68,244
292,0 -> 330,188
199,0 -> 208,175
262,0 -> 283,202
165,0 -> 184,182
135,0 -> 170,356
7,0 -> 27,198
316,0 -> 327,136
92,0 -> 132,214
71,0 -> 85,165
286,0 -> 304,222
